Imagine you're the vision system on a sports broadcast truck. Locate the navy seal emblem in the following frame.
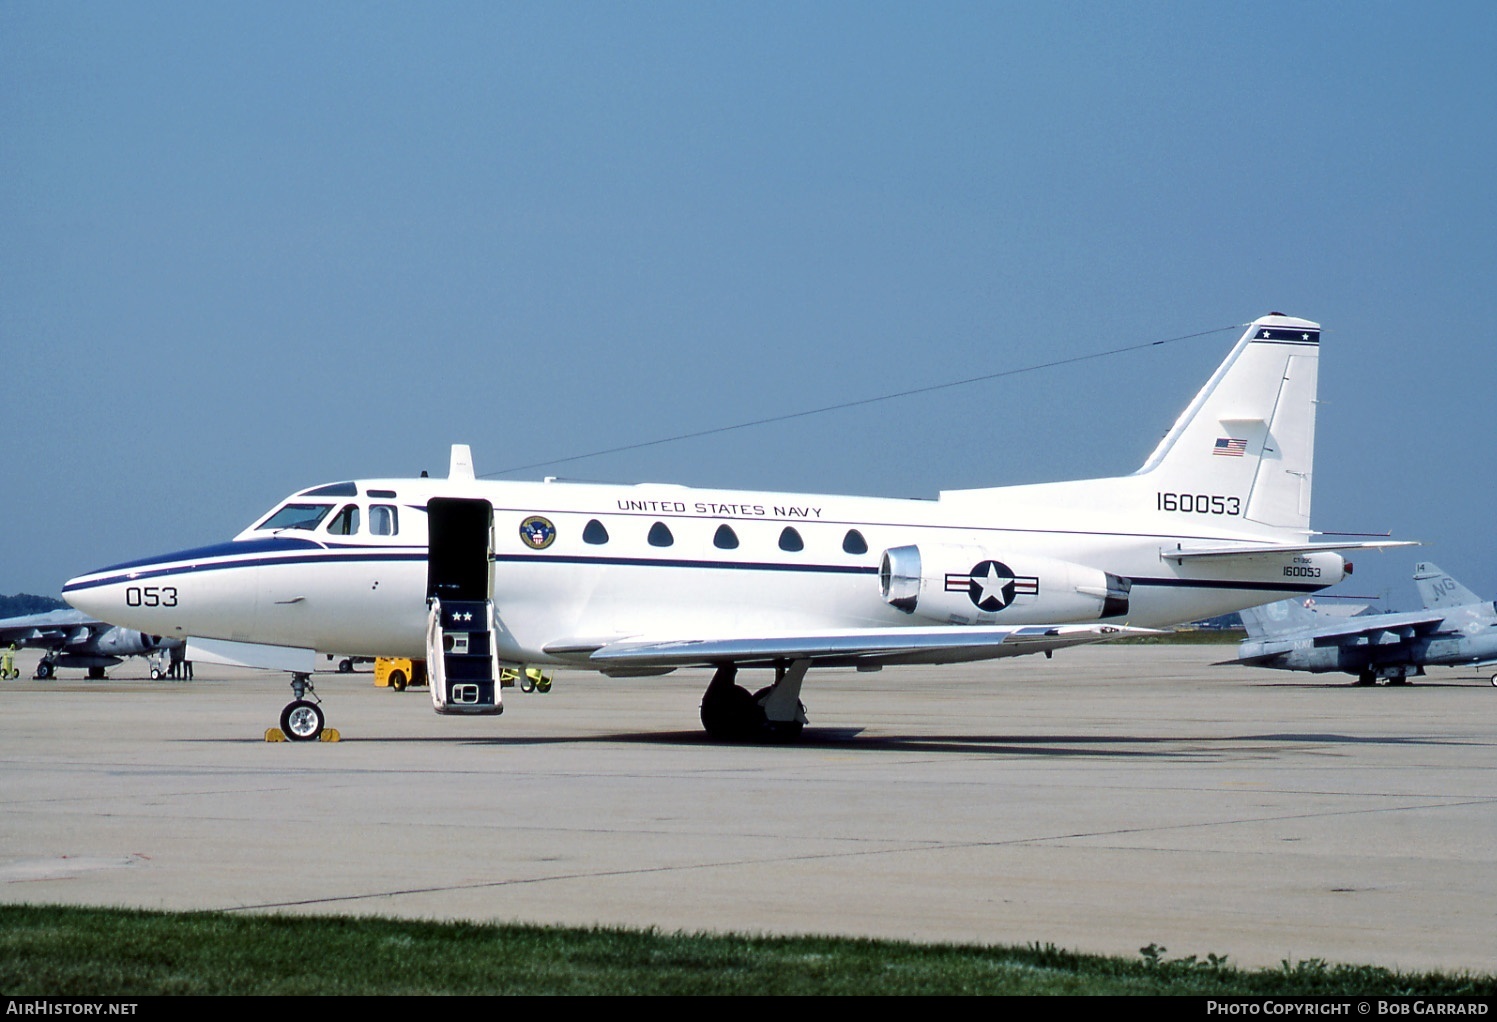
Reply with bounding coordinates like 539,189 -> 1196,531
519,516 -> 556,550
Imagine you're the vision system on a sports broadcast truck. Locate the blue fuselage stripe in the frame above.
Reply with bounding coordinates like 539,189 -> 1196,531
63,545 -> 1330,596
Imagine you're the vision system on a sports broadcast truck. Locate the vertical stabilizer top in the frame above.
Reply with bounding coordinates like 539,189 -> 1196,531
1413,563 -> 1483,610
1136,314 -> 1320,533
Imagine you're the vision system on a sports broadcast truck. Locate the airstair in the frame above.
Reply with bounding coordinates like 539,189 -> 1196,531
426,597 -> 502,715
425,494 -> 502,715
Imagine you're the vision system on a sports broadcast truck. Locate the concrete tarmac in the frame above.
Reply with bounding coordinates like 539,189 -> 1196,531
1,645 -> 1493,973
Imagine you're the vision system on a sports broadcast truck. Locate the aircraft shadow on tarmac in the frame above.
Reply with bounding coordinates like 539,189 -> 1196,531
233,727 -> 1479,758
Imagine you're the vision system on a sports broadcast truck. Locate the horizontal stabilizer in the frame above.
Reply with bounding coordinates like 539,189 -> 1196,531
1163,540 -> 1418,561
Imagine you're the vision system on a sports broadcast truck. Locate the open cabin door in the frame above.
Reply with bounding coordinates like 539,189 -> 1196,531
425,497 -> 502,716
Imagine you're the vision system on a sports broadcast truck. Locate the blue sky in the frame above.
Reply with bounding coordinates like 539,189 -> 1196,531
3,2 -> 1494,610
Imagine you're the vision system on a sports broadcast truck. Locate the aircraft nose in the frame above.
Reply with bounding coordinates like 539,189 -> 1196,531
62,566 -> 128,621
61,545 -> 195,623
62,575 -> 101,616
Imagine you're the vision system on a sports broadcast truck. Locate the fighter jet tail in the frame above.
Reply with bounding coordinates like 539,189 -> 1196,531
1412,563 -> 1483,610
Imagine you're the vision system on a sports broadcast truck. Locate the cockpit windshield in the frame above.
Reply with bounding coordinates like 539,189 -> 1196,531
255,503 -> 334,532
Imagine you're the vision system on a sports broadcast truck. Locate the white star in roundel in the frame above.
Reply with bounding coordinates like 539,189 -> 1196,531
974,562 -> 1015,608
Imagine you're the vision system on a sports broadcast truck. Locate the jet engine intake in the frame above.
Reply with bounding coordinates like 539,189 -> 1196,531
93,627 -> 167,657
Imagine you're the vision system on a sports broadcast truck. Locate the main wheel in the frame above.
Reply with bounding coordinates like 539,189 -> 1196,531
701,684 -> 765,741
34,661 -> 54,680
280,700 -> 325,741
87,666 -> 106,680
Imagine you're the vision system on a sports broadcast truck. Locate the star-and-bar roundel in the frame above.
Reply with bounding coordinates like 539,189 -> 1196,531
944,560 -> 1040,612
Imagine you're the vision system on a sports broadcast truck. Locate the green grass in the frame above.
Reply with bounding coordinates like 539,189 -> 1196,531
1,906 -> 1491,996
1117,628 -> 1246,645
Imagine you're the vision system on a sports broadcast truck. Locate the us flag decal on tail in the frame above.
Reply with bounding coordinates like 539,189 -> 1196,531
1213,437 -> 1247,457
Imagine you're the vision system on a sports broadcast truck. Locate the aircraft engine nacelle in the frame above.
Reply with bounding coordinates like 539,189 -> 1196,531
879,544 -> 1131,624
92,627 -> 168,657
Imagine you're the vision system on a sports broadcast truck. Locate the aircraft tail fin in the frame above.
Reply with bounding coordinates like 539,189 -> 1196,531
1412,563 -> 1482,609
1136,315 -> 1320,534
1238,597 -> 1324,639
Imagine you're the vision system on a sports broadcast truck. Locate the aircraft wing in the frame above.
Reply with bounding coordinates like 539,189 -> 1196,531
1301,610 -> 1450,647
0,610 -> 102,649
546,623 -> 1157,670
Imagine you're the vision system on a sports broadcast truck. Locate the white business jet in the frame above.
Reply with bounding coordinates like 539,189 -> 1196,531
64,314 -> 1407,741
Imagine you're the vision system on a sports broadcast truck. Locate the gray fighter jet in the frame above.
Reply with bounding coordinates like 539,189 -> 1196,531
1235,563 -> 1497,686
0,609 -> 178,679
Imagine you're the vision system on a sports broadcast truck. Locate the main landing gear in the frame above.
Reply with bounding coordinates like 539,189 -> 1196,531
700,661 -> 810,742
1356,667 -> 1419,686
279,673 -> 325,741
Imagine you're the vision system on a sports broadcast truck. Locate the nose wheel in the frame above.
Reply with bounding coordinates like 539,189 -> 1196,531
279,673 -> 325,741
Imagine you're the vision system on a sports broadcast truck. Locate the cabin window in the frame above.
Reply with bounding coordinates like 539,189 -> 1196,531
367,488 -> 397,499
327,504 -> 361,536
256,503 -> 334,532
648,522 -> 674,547
778,526 -> 804,552
370,504 -> 398,536
583,519 -> 610,544
713,524 -> 739,550
842,529 -> 868,555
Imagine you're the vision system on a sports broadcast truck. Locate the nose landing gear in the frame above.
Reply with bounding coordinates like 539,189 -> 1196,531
272,673 -> 334,742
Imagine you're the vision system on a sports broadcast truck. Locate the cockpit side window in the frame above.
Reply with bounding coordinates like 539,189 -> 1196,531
327,504 -> 361,536
256,503 -> 334,532
370,504 -> 399,536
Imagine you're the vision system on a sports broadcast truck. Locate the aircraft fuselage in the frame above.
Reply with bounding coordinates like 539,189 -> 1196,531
64,473 -> 1344,666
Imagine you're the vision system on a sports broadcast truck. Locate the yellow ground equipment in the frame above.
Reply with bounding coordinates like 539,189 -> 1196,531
374,657 -> 427,691
500,666 -> 553,693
